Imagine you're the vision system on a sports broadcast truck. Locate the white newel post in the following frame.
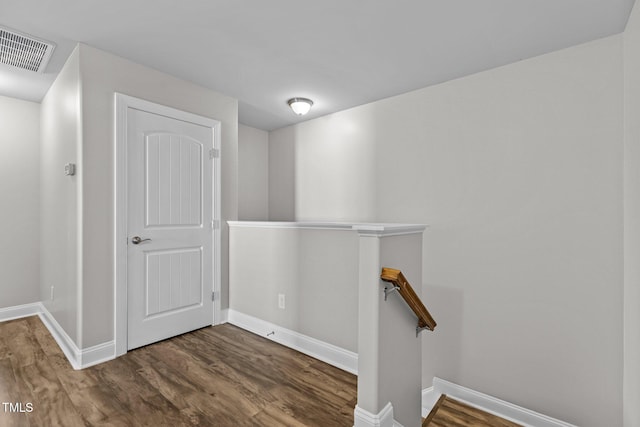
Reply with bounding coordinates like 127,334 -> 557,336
354,224 -> 426,427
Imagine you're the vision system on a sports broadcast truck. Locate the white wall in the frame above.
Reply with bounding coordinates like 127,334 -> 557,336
269,126 -> 296,220
238,124 -> 269,220
76,44 -> 238,348
229,224 -> 359,352
40,47 -> 81,342
268,36 -> 623,427
0,96 -> 41,309
38,43 -> 238,349
624,2 -> 640,426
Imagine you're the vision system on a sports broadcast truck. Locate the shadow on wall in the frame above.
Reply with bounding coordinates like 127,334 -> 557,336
422,284 -> 464,385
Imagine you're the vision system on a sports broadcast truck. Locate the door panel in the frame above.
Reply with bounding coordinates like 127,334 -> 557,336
127,107 -> 213,350
144,247 -> 202,317
146,134 -> 202,227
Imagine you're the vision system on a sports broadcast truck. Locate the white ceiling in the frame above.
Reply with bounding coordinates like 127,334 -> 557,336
0,0 -> 635,130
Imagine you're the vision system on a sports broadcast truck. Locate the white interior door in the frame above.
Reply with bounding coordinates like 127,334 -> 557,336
126,106 -> 215,350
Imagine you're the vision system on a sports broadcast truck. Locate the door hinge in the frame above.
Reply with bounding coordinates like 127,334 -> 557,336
209,148 -> 220,159
211,219 -> 220,229
211,291 -> 216,301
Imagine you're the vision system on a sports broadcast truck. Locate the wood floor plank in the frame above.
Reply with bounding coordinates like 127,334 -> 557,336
442,398 -> 521,427
150,339 -> 269,408
0,357 -> 18,399
3,319 -> 45,370
268,384 -> 354,426
27,317 -> 61,357
47,352 -> 99,391
0,357 -> 34,427
3,316 -> 532,427
15,358 -> 86,427
64,384 -> 129,425
251,404 -> 311,427
0,334 -> 11,360
130,350 -> 197,411
276,364 -> 356,415
168,333 -> 279,401
93,413 -> 139,427
0,316 -> 358,426
423,394 -> 447,426
309,359 -> 357,388
424,395 -> 523,427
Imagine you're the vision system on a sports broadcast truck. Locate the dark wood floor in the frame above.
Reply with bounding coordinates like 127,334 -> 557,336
0,316 -> 357,426
423,394 -> 522,427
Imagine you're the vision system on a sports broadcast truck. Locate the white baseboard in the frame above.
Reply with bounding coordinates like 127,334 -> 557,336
227,309 -> 358,375
354,402 -> 404,427
0,302 -> 115,370
421,386 -> 439,417
0,302 -> 42,322
422,377 -> 578,427
37,303 -> 115,370
218,308 -> 229,324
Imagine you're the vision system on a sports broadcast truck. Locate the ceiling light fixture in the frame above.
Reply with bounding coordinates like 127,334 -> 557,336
287,97 -> 313,116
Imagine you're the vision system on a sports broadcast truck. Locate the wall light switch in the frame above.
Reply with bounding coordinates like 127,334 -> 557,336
64,163 -> 76,176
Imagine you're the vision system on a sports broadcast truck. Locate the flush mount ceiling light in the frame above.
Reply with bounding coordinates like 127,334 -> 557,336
287,97 -> 313,116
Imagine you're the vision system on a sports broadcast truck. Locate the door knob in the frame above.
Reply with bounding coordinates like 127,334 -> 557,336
131,236 -> 151,245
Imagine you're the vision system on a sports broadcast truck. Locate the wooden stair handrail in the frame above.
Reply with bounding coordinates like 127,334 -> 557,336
380,268 -> 437,332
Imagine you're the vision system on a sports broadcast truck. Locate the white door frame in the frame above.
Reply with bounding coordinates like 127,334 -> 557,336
114,93 -> 222,357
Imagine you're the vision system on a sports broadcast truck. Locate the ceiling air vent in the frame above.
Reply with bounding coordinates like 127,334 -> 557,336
0,27 -> 55,73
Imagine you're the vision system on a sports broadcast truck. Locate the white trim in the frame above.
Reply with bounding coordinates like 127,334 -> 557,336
114,93 -> 222,356
76,341 -> 115,369
422,378 -> 578,427
352,224 -> 426,237
33,306 -> 76,369
212,117 -> 222,326
0,303 -> 115,370
228,221 -> 358,231
0,302 -> 42,322
114,92 -> 128,357
227,309 -> 358,375
76,70 -> 84,350
219,308 -> 229,324
227,221 -> 427,237
421,386 -> 439,418
38,303 -> 115,370
354,403 -> 398,427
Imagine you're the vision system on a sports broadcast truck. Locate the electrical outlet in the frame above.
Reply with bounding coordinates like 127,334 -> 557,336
278,293 -> 285,309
